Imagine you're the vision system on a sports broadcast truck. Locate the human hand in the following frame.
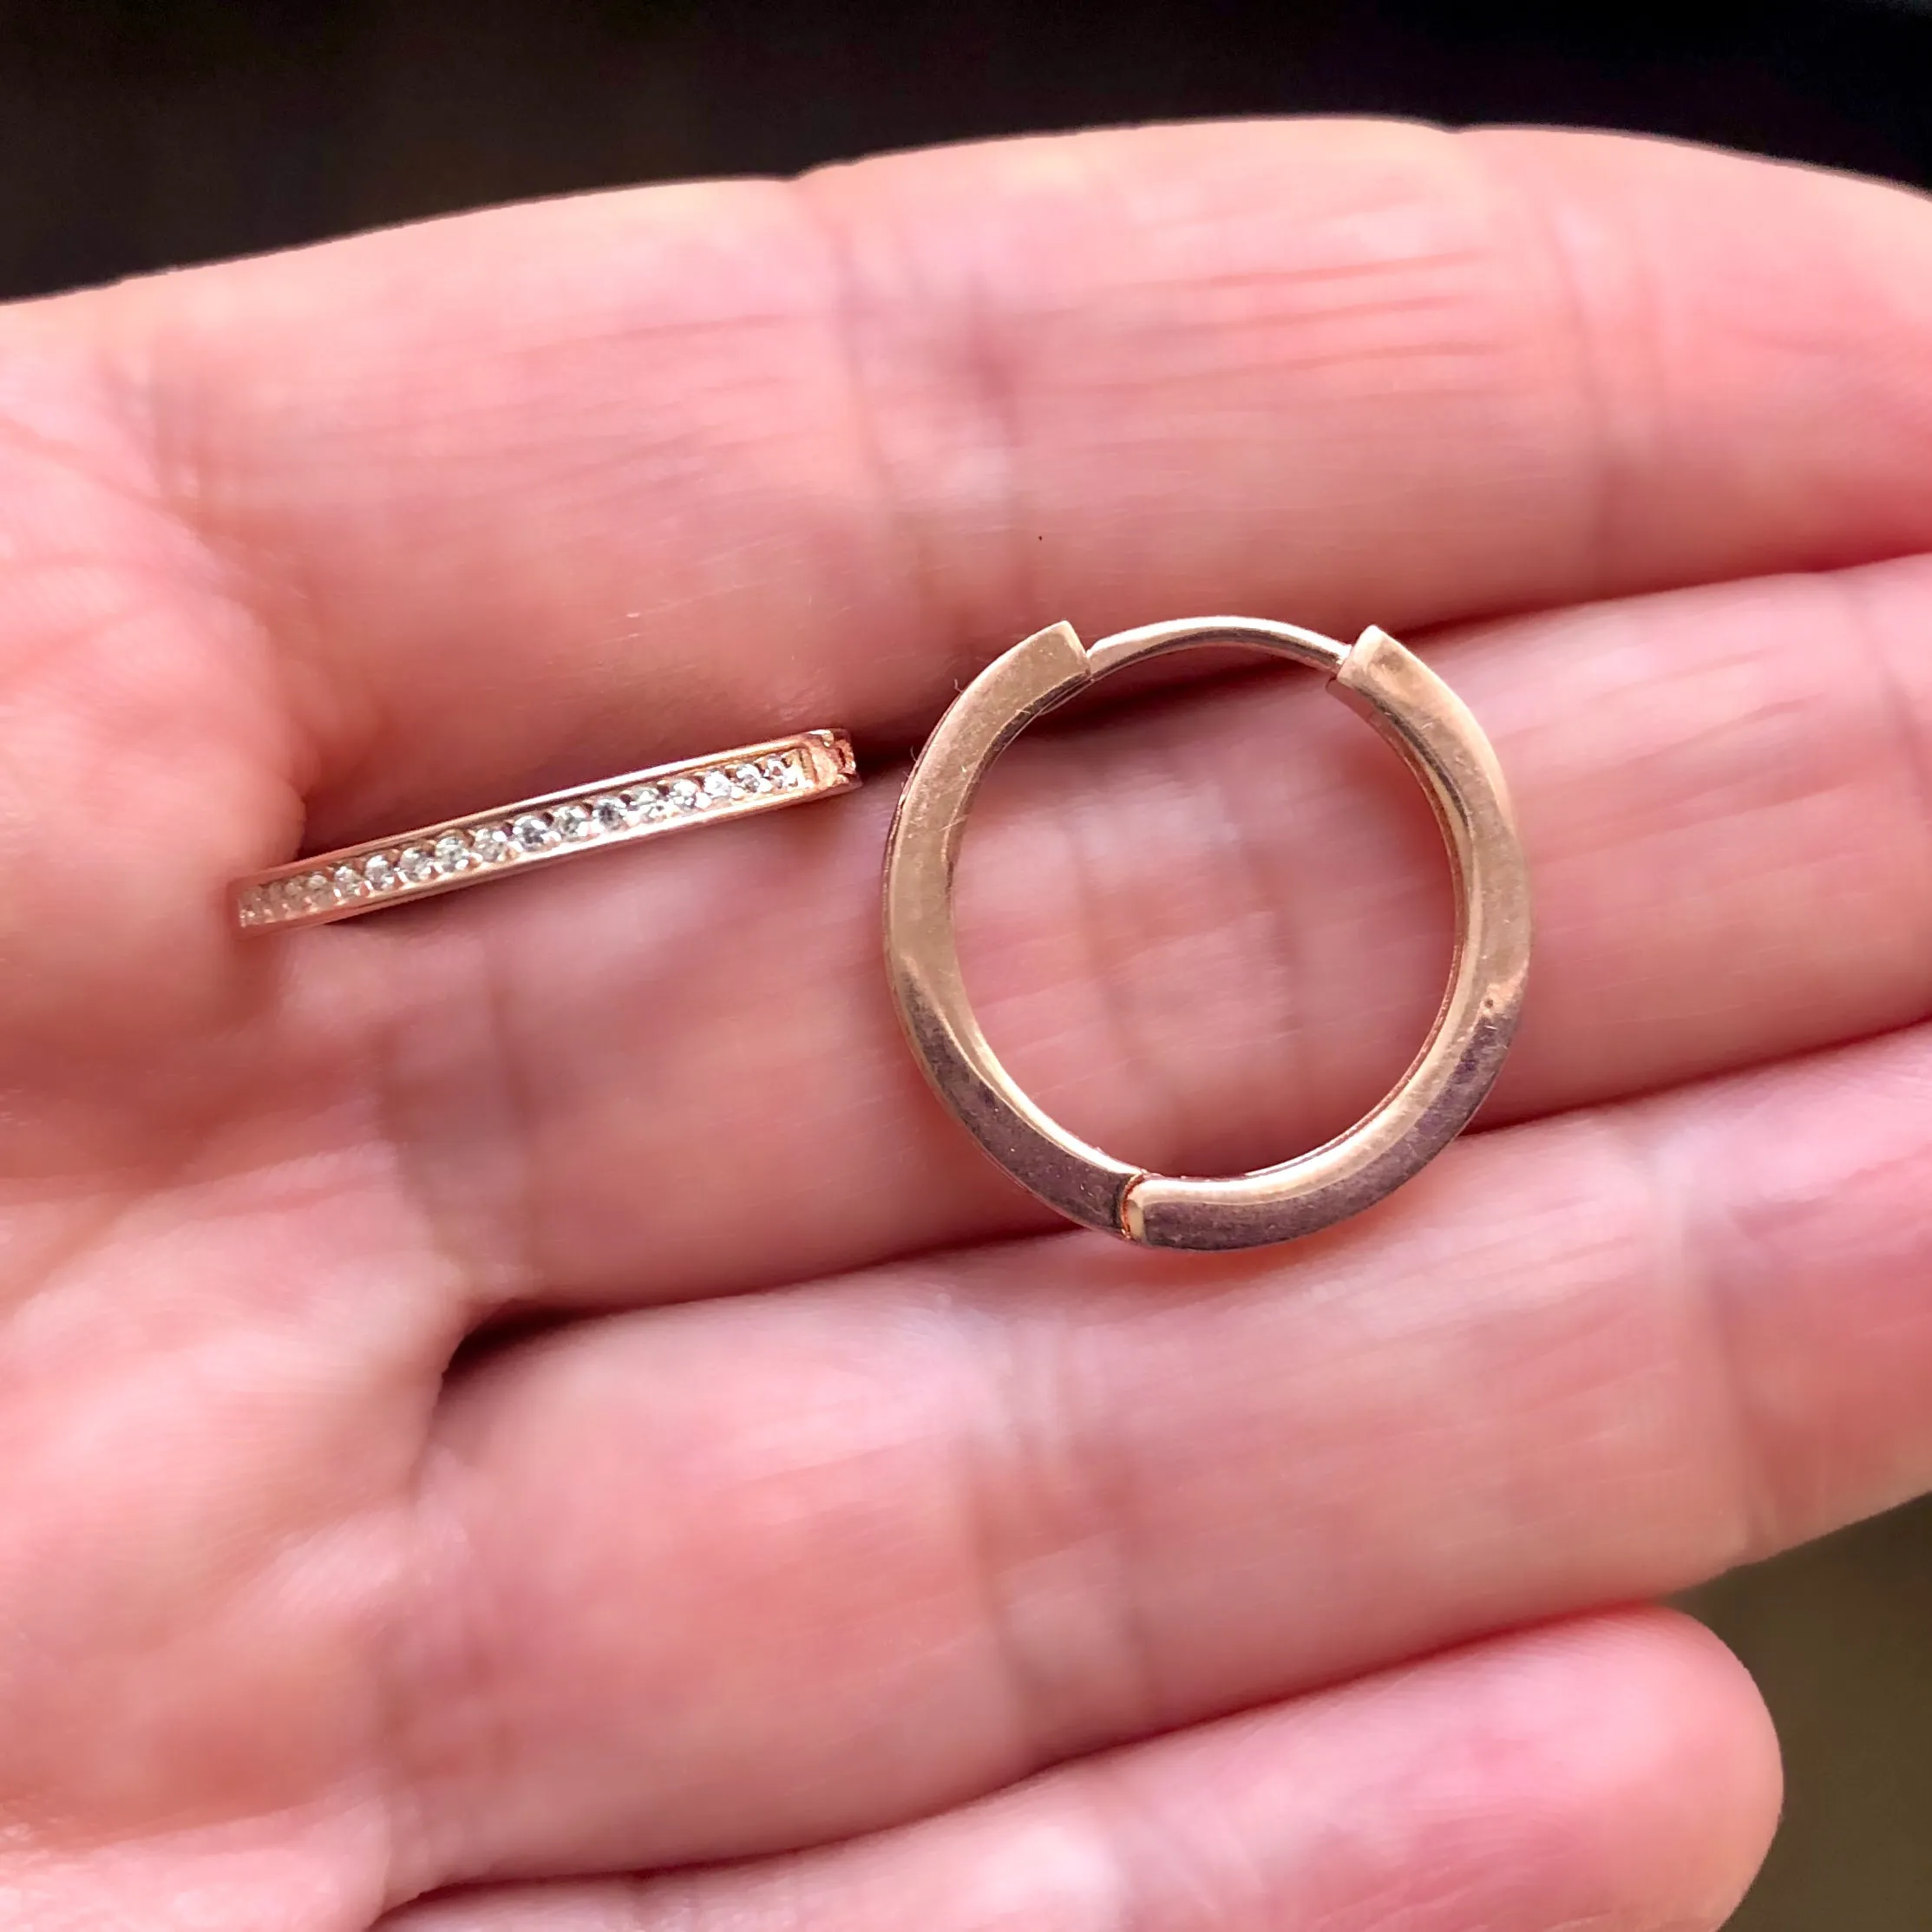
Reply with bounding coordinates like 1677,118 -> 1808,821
3,119 -> 1930,1929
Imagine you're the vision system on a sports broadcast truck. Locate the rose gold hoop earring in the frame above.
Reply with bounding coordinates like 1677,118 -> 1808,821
234,730 -> 858,932
881,619 -> 1530,1251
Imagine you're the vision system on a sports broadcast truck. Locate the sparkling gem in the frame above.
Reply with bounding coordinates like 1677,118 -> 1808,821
553,802 -> 593,841
514,812 -> 559,852
332,864 -> 368,901
732,762 -> 770,793
762,754 -> 803,789
276,880 -> 306,915
471,824 -> 513,864
363,854 -> 399,893
625,784 -> 664,821
434,833 -> 475,874
591,793 -> 631,833
701,769 -> 737,806
399,847 -> 437,885
666,778 -> 703,813
305,871 -> 334,908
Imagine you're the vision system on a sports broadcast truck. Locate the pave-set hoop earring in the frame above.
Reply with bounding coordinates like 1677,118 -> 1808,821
881,618 -> 1532,1252
233,730 -> 859,932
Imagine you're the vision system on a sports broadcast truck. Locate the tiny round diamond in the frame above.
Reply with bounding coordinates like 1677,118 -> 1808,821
625,785 -> 664,821
591,793 -> 632,833
399,847 -> 437,885
305,872 -> 335,908
762,754 -> 803,789
332,864 -> 368,901
514,812 -> 559,852
363,854 -> 399,893
701,769 -> 737,806
553,802 -> 593,841
666,778 -> 703,813
732,762 -> 770,793
238,888 -> 263,925
434,833 -> 475,874
471,824 -> 512,864
275,880 -> 306,916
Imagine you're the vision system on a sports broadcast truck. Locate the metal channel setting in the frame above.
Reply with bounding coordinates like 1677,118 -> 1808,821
237,729 -> 859,933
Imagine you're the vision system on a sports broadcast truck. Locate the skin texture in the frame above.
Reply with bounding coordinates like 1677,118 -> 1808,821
0,115 -> 1930,1925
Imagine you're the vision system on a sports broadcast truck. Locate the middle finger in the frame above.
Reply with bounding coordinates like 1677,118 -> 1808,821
314,549 -> 1932,1307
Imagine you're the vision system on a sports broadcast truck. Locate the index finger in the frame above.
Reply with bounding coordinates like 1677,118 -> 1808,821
32,118 -> 1932,842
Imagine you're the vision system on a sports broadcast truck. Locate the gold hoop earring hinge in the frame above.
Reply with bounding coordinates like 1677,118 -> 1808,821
881,619 -> 1530,1251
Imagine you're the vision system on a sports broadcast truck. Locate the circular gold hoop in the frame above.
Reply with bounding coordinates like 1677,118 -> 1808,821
881,618 -> 1531,1250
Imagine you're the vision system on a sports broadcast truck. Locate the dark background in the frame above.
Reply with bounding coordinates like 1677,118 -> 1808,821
4,0 -> 1932,299
5,2 -> 1932,1925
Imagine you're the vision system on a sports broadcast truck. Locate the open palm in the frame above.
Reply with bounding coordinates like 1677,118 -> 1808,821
4,120 -> 1931,1929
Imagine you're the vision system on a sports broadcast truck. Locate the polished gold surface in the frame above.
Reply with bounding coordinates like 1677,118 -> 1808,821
881,619 -> 1530,1250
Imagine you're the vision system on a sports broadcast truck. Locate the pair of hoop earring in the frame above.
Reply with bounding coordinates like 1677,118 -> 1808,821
235,616 -> 1529,1253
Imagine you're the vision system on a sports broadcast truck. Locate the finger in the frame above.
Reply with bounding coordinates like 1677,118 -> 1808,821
381,1614 -> 1774,1927
36,120 -> 1932,835
343,553 -> 1932,1307
382,1020 -> 1922,1879
9,118 -> 1931,1164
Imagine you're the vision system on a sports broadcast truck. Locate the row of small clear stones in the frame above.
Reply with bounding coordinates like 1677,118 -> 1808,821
242,752 -> 808,925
